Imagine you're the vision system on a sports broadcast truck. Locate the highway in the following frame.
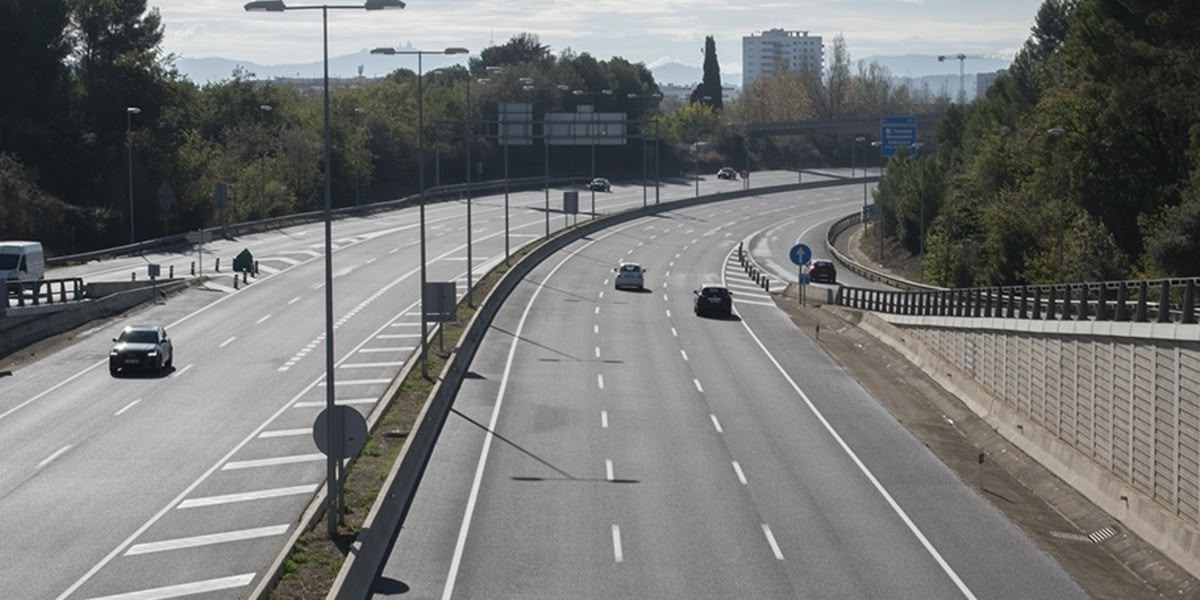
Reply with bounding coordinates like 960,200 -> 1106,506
0,170 -> 826,599
373,186 -> 1087,598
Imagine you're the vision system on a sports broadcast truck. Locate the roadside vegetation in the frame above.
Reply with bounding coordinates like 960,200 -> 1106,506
874,0 -> 1200,285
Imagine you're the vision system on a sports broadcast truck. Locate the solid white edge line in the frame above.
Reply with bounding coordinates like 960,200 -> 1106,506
80,573 -> 255,600
710,414 -> 723,433
612,524 -> 624,563
732,461 -> 748,485
725,245 -> 978,599
442,225 -> 628,600
37,445 -> 72,469
762,524 -> 785,560
113,399 -> 141,417
125,524 -> 289,556
219,336 -> 237,348
177,485 -> 318,509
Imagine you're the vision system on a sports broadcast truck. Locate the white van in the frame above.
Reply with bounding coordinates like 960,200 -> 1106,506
0,241 -> 46,282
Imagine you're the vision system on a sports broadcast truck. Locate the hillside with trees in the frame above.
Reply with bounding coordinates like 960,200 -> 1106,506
875,0 -> 1200,285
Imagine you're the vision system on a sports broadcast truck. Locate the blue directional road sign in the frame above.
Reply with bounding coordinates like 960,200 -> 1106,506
789,243 -> 812,267
880,116 -> 917,157
798,272 -> 811,286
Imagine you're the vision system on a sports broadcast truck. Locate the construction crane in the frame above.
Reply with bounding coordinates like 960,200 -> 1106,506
937,54 -> 984,104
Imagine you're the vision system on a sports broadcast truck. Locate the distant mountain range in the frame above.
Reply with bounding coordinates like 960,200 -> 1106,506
174,51 -> 1012,95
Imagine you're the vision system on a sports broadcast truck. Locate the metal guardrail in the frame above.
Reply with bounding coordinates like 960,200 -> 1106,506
2,277 -> 86,308
836,278 -> 1199,325
825,210 -> 940,291
45,176 -> 582,266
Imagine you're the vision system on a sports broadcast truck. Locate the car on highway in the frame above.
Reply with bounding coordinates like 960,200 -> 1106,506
693,284 -> 733,318
588,177 -> 612,192
109,324 -> 174,376
613,262 -> 646,290
809,259 -> 837,283
717,167 -> 738,180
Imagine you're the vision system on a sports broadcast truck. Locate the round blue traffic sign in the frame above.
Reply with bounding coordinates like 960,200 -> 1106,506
790,243 -> 812,267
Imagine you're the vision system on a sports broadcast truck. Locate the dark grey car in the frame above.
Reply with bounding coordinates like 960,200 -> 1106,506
109,325 -> 174,376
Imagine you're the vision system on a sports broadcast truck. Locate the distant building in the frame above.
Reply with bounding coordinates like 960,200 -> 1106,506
742,29 -> 823,88
976,69 -> 1007,100
660,83 -> 740,102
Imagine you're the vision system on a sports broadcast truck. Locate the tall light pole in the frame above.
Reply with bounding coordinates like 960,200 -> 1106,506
627,92 -> 662,207
870,140 -> 883,260
525,83 -> 568,237
573,88 -> 613,218
371,46 -> 468,378
911,142 -> 927,256
126,106 -> 141,244
797,135 -> 804,184
1048,127 -> 1068,283
260,104 -> 273,210
245,0 -> 404,539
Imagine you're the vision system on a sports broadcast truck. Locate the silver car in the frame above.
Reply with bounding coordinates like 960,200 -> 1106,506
613,262 -> 646,290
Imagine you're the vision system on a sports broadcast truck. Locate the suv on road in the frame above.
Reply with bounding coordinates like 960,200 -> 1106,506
589,177 -> 611,192
694,284 -> 733,318
110,324 -> 174,376
717,167 -> 738,180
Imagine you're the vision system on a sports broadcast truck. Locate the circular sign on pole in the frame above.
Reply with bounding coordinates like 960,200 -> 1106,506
789,243 -> 812,267
156,181 -> 175,213
213,182 -> 228,211
312,405 -> 369,458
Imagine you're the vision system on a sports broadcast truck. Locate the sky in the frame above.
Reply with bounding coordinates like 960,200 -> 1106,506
159,0 -> 1047,76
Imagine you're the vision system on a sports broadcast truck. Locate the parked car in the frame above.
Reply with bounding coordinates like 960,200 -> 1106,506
614,262 -> 646,290
589,177 -> 612,192
809,259 -> 837,284
717,167 -> 738,180
693,284 -> 733,318
110,324 -> 174,376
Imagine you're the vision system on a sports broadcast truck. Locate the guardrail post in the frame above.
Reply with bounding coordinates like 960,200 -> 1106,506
1096,284 -> 1109,321
1031,287 -> 1042,319
131,272 -> 136,282
169,265 -> 174,279
1134,281 -> 1149,322
938,290 -> 948,316
1115,282 -> 1129,321
191,261 -> 196,276
1047,287 -> 1057,320
983,289 -> 993,317
1061,285 -> 1073,320
1157,280 -> 1171,323
1078,285 -> 1090,321
1017,287 -> 1026,319
1182,280 -> 1196,324
835,286 -> 844,306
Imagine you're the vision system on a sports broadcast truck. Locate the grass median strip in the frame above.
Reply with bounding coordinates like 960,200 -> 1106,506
268,247 -> 537,599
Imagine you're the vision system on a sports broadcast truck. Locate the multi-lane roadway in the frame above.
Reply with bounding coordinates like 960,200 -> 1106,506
373,187 -> 1087,598
0,171 -> 832,599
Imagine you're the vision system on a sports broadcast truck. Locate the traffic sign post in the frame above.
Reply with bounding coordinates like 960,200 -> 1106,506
789,243 -> 812,267
880,116 -> 917,158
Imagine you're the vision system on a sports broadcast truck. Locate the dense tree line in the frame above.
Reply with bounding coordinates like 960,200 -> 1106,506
876,0 -> 1200,285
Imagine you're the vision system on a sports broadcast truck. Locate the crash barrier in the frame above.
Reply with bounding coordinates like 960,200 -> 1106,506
735,241 -> 778,294
1,277 -> 86,309
326,175 -> 876,600
836,278 -> 1199,325
45,176 -> 584,267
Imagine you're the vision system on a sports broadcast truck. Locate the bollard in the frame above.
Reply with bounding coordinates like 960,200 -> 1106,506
978,452 -> 986,490
254,260 -> 259,276
764,279 -> 770,293
215,257 -> 221,272
233,275 -> 239,289
131,272 -> 136,282
169,265 -> 175,279
815,324 -> 820,340
191,261 -> 196,276
242,272 -> 248,284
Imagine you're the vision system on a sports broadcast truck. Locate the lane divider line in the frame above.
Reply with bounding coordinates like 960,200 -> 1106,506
37,445 -> 72,469
732,461 -> 748,485
114,399 -> 141,417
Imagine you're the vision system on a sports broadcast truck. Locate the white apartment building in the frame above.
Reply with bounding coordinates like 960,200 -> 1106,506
742,29 -> 824,87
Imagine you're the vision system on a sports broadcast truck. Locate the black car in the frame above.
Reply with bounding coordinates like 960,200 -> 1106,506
717,167 -> 738,180
110,324 -> 174,376
694,284 -> 733,317
589,177 -> 611,192
809,259 -> 837,284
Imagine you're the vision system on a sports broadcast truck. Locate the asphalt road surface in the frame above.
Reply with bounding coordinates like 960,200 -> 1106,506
0,171 -> 831,599
373,187 -> 1087,599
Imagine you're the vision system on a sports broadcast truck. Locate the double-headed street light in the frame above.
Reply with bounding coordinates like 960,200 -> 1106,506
126,106 -> 142,244
573,88 -> 613,218
627,92 -> 663,206
245,0 -> 404,539
1047,127 -> 1070,283
524,82 -> 569,237
370,45 -> 468,379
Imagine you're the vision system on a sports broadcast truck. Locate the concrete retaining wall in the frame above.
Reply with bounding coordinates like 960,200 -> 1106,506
843,308 -> 1200,579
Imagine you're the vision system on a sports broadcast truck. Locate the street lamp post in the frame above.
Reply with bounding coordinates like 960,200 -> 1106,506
126,106 -> 141,244
1048,127 -> 1068,283
245,0 -> 404,539
370,46 -> 469,378
573,89 -> 612,218
870,140 -> 883,260
260,104 -> 273,210
797,136 -> 803,184
353,107 -> 365,207
627,92 -> 662,207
